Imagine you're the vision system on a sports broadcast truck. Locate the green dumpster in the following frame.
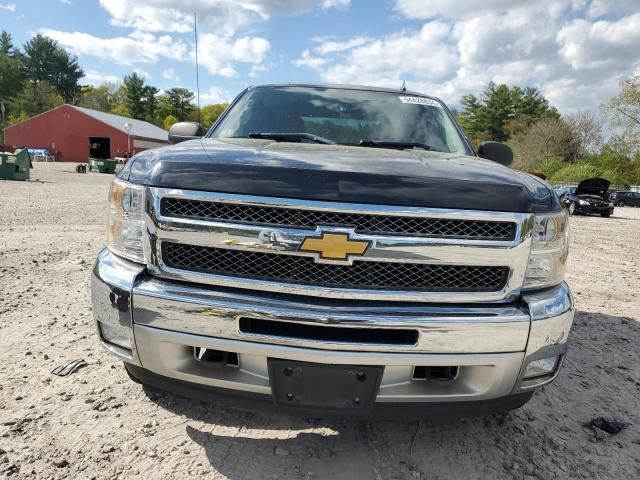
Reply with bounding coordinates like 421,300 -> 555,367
88,157 -> 117,174
0,145 -> 31,181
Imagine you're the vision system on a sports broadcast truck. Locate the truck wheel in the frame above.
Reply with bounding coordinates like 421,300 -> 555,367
617,201 -> 625,207
601,212 -> 611,218
568,202 -> 576,215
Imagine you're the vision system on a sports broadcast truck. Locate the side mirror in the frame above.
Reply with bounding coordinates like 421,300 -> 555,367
477,141 -> 513,166
168,122 -> 205,144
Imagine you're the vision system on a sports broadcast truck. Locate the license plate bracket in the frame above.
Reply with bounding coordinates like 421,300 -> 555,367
268,359 -> 383,412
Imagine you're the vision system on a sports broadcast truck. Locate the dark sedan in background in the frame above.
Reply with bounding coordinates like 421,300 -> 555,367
555,178 -> 614,217
610,190 -> 640,207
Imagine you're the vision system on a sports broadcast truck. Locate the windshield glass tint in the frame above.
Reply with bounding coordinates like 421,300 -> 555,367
211,86 -> 468,154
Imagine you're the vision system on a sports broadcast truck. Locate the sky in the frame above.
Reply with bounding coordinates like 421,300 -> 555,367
1,0 -> 640,113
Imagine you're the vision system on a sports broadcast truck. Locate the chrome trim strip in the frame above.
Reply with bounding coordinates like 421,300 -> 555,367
132,276 -> 531,353
144,188 -> 534,302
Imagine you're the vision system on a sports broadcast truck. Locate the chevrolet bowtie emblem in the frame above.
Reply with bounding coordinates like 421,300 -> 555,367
299,232 -> 370,261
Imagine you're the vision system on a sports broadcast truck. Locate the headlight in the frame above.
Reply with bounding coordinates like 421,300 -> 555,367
608,202 -> 614,207
524,210 -> 569,289
107,179 -> 145,263
578,199 -> 588,205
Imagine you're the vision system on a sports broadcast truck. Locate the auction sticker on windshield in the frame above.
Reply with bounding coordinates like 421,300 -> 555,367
399,96 -> 442,107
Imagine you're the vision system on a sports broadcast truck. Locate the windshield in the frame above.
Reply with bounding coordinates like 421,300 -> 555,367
210,86 -> 470,154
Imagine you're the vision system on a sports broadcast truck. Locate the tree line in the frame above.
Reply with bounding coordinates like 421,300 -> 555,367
0,31 -> 227,143
455,80 -> 640,187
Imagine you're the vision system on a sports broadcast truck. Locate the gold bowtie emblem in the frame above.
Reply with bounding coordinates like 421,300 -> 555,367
299,232 -> 370,261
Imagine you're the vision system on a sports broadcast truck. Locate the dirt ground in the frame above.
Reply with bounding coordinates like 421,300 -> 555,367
0,162 -> 639,480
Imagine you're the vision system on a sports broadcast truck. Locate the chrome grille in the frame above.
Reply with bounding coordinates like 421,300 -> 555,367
162,198 -> 515,240
162,243 -> 509,292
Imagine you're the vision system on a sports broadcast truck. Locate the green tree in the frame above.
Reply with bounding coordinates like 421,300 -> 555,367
163,114 -> 178,130
22,34 -> 83,102
603,75 -> 640,153
78,85 -> 113,112
122,73 -> 146,119
159,88 -> 195,121
458,82 -> 557,146
458,94 -> 483,142
200,103 -> 228,130
0,31 -> 18,56
0,32 -> 24,140
122,73 -> 159,122
142,85 -> 159,124
10,80 -> 64,117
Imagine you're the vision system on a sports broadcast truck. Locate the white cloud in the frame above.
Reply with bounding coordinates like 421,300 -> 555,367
197,34 -> 270,76
162,68 -> 179,82
295,22 -> 459,87
313,36 -> 369,55
38,29 -> 188,65
60,0 -> 72,5
294,49 -> 329,69
557,14 -> 640,70
97,0 -> 350,36
321,0 -> 350,8
295,1 -> 640,114
200,86 -> 231,105
133,68 -> 151,79
82,71 -> 122,86
393,0 -> 532,19
249,64 -> 267,77
0,3 -> 15,11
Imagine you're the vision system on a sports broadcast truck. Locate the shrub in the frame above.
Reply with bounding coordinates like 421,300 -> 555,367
548,164 -> 599,184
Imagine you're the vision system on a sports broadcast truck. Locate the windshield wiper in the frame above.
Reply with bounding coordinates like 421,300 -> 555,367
358,139 -> 438,151
246,132 -> 335,145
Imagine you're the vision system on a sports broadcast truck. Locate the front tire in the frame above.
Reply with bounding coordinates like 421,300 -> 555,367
568,202 -> 576,215
617,201 -> 625,207
601,212 -> 611,218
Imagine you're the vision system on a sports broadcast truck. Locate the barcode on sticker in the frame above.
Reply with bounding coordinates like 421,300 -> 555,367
399,96 -> 441,107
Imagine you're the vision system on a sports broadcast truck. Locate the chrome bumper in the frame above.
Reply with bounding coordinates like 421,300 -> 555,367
91,248 -> 575,403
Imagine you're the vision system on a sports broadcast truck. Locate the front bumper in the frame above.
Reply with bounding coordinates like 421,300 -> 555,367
576,203 -> 613,215
92,248 -> 575,411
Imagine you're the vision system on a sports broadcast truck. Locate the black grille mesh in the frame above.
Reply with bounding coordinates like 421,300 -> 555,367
163,243 -> 508,292
162,198 -> 515,240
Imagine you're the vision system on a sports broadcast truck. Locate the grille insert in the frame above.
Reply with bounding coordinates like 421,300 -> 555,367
162,243 -> 509,292
239,318 -> 419,345
162,198 -> 515,240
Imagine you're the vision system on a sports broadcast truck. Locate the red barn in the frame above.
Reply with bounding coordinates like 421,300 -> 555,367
3,105 -> 169,163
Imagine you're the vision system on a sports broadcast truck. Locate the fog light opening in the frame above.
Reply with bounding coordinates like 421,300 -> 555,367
412,366 -> 459,382
194,347 -> 239,367
98,321 -> 133,351
523,356 -> 559,380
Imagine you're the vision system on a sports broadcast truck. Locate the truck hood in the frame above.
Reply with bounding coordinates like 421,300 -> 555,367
575,177 -> 610,199
123,138 -> 557,213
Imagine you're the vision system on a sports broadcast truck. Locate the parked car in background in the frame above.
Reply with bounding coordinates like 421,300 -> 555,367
558,178 -> 614,217
610,191 -> 640,207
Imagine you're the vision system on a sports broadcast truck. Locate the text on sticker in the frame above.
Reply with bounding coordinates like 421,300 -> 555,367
399,96 -> 442,107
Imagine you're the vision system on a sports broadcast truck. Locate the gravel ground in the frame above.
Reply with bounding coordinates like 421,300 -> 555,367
0,162 -> 639,480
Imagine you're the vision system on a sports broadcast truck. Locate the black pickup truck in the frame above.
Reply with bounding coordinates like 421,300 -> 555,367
91,84 -> 574,416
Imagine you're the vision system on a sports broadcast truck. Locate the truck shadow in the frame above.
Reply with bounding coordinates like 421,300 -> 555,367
142,310 -> 639,480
